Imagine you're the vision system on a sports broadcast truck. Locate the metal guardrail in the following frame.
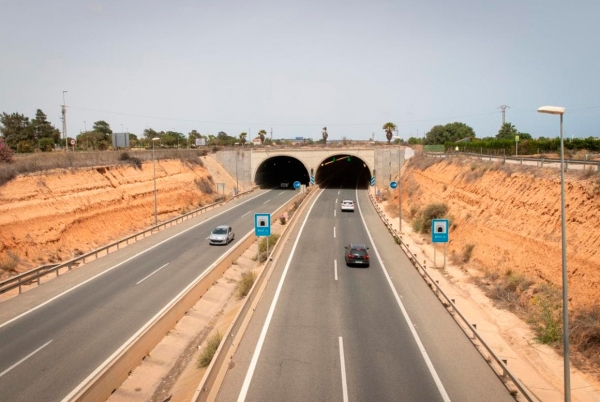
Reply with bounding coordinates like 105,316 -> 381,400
0,187 -> 257,297
426,151 -> 600,171
369,195 -> 538,402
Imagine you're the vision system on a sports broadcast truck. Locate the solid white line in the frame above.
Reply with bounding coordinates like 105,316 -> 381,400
136,263 -> 169,285
0,340 -> 52,379
333,227 -> 336,238
241,211 -> 251,217
334,260 -> 338,281
237,189 -> 324,402
0,190 -> 269,331
355,189 -> 451,402
263,199 -> 270,204
339,337 -> 349,402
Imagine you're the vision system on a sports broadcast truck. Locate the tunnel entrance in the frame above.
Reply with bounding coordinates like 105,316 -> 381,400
316,154 -> 371,190
254,156 -> 309,189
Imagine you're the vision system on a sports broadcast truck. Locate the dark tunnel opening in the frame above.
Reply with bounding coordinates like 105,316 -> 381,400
315,154 -> 371,190
254,156 -> 309,189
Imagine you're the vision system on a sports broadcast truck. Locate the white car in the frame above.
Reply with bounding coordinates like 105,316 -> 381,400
209,225 -> 235,245
341,200 -> 355,212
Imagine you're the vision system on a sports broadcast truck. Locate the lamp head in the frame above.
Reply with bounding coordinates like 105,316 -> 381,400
537,106 -> 565,115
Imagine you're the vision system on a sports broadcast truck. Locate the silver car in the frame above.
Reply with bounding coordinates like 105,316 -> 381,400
209,225 -> 235,245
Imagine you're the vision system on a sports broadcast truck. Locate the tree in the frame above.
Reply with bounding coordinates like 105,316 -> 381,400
93,120 -> 112,136
382,122 -> 397,143
424,122 -> 476,144
144,128 -> 160,140
31,109 -> 60,147
239,132 -> 247,145
0,137 -> 14,163
258,129 -> 267,144
322,127 -> 328,145
496,123 -> 518,139
0,112 -> 34,150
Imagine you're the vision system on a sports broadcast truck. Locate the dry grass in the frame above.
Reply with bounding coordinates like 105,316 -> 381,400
236,271 -> 256,299
197,331 -> 223,368
0,149 -> 209,186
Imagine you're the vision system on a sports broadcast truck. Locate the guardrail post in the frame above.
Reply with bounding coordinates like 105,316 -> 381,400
501,359 -> 508,379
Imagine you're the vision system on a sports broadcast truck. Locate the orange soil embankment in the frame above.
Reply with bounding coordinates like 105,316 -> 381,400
0,156 -> 236,278
396,156 -> 600,309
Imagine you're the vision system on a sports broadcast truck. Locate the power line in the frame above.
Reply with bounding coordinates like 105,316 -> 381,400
66,105 -> 500,127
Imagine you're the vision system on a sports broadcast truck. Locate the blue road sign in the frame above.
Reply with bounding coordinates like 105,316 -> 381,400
370,177 -> 375,186
431,219 -> 449,243
254,213 -> 271,237
310,176 -> 315,186
390,181 -> 397,189
293,181 -> 301,189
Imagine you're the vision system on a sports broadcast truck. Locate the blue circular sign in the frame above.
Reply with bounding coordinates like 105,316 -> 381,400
390,181 -> 397,189
293,181 -> 301,189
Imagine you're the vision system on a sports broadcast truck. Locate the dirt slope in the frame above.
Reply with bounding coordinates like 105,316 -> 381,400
395,156 -> 600,309
0,155 -> 236,278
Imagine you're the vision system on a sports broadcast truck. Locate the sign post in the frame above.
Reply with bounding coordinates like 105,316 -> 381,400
431,219 -> 449,268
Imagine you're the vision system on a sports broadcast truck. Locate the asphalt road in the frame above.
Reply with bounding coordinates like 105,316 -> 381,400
216,184 -> 516,402
0,188 -> 297,402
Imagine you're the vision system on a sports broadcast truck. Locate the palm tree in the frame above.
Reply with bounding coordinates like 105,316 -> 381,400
239,132 -> 247,146
258,129 -> 267,144
322,127 -> 328,145
383,122 -> 397,143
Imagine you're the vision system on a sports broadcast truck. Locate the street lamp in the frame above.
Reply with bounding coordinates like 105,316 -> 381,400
393,134 -> 403,234
151,137 -> 160,225
538,105 -> 569,402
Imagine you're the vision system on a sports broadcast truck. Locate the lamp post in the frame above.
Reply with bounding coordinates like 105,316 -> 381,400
538,105 -> 569,402
393,134 -> 402,234
151,137 -> 160,225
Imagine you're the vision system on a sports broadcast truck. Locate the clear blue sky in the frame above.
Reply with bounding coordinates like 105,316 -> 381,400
1,0 -> 598,141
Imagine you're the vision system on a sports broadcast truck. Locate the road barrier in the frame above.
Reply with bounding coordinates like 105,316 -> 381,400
369,195 -> 538,402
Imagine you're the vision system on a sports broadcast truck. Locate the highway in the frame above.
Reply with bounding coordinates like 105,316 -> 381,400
216,181 -> 516,401
0,189 -> 296,402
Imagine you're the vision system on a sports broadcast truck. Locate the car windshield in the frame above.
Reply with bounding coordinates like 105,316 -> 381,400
213,228 -> 227,235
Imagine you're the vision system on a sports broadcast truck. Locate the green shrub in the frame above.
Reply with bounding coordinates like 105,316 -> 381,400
529,283 -> 562,345
256,233 -> 281,263
421,203 -> 448,234
197,331 -> 223,368
237,271 -> 256,299
38,138 -> 55,152
412,217 -> 423,233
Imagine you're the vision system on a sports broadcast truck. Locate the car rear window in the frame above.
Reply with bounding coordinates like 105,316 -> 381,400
213,228 -> 227,234
350,249 -> 367,256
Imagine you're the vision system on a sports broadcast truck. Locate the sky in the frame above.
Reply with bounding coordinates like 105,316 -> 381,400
1,0 -> 599,141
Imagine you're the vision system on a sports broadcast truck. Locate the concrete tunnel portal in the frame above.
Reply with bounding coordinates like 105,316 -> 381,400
254,154 -> 372,190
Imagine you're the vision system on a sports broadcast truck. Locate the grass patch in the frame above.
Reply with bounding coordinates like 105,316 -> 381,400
254,234 -> 281,263
197,331 -> 223,368
236,271 -> 256,299
462,244 -> 475,263
0,253 -> 19,274
195,177 -> 214,194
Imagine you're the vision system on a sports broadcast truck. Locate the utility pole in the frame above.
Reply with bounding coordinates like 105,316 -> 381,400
498,105 -> 510,125
62,91 -> 68,151
270,127 -> 273,141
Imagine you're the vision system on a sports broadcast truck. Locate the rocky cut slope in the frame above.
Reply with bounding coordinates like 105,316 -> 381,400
396,155 -> 600,309
0,156 -> 237,278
